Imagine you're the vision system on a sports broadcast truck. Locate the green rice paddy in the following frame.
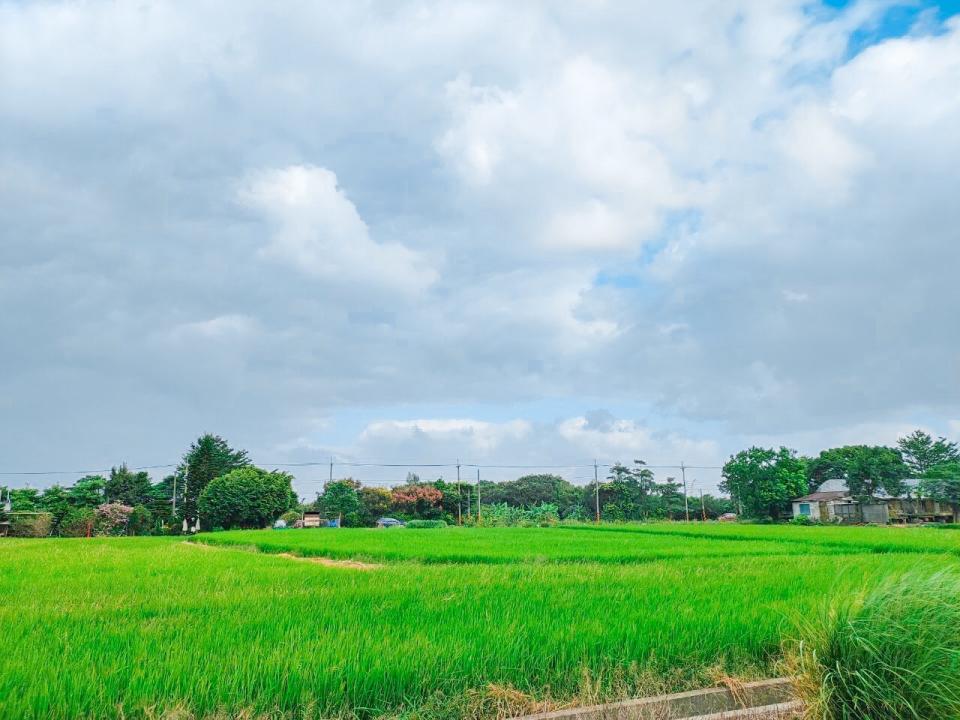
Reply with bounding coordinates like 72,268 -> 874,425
2,524 -> 955,719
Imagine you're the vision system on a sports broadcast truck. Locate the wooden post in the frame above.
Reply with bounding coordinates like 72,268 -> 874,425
594,460 -> 600,523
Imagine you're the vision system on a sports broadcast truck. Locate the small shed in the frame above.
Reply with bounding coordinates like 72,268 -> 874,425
302,512 -> 340,528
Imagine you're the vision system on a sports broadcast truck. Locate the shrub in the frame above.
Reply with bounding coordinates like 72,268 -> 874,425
475,503 -> 560,527
405,519 -> 447,529
59,508 -> 96,537
198,467 -> 296,530
95,503 -> 133,536
791,571 -> 960,719
8,512 -> 53,537
790,515 -> 815,526
280,510 -> 301,526
127,504 -> 155,535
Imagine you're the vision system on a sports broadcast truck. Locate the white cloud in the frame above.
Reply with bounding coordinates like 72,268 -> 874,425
2,1 -> 959,480
361,418 -> 532,454
239,165 -> 438,293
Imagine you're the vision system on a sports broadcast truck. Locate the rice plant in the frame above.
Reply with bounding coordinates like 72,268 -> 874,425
0,529 -> 952,719
790,570 -> 960,719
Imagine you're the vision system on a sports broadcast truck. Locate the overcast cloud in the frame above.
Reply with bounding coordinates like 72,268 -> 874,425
2,0 -> 958,496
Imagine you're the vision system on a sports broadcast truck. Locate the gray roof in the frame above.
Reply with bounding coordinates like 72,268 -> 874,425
794,490 -> 850,502
795,478 -> 925,501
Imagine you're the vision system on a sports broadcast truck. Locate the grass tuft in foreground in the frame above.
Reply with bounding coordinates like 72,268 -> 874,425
790,570 -> 960,720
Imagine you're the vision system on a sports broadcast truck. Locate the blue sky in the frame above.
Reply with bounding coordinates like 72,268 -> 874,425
2,1 -> 959,497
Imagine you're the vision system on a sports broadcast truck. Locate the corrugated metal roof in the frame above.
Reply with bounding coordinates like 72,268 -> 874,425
794,490 -> 850,502
796,478 -> 925,501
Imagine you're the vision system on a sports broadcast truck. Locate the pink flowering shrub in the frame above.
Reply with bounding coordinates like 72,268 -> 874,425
95,502 -> 134,535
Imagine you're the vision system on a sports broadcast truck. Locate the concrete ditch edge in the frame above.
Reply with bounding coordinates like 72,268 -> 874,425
508,678 -> 797,720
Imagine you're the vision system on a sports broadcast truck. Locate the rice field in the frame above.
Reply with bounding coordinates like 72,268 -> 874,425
1,525 -> 955,719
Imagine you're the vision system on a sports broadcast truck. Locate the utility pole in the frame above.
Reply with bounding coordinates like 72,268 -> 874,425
700,489 -> 707,521
681,461 -> 689,522
476,468 -> 481,524
594,459 -> 600,523
171,472 -> 178,520
456,459 -> 462,526
182,473 -> 189,533
329,456 -> 334,485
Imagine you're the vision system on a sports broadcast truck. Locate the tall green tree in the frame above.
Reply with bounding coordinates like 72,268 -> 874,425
843,446 -> 909,499
180,434 -> 250,529
809,445 -> 909,500
919,462 -> 960,507
481,474 -> 582,518
720,447 -> 808,519
198,467 -> 296,530
317,479 -> 361,525
897,430 -> 960,475
104,464 -> 153,506
67,475 -> 106,508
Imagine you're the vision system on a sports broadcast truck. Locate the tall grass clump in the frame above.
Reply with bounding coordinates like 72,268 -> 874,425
791,571 -> 960,720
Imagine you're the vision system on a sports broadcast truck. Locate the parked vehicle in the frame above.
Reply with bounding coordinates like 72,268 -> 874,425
376,517 -> 405,528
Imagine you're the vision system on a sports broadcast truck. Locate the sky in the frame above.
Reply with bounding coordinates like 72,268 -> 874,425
2,0 -> 959,498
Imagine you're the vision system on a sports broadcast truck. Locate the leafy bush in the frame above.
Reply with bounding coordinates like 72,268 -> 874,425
127,504 -> 155,535
405,519 -> 447,529
95,503 -> 133,536
280,510 -> 301,526
791,571 -> 960,719
790,515 -> 816,526
198,467 -> 296,530
474,502 -> 560,527
8,512 -> 53,537
59,508 -> 96,537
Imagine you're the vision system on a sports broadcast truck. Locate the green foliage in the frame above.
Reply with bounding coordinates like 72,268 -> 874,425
38,485 -> 71,528
897,429 -> 960,475
104,464 -> 153,507
475,502 -> 560,527
180,434 -> 250,529
9,488 -> 40,511
481,474 -> 582,518
357,486 -> 392,526
279,510 -> 301,526
7,512 -> 52,537
920,461 -> 960,505
198,467 -> 296,530
720,446 -> 808,519
793,571 -> 960,720
58,507 -> 96,537
316,479 -> 361,525
405,519 -> 447,529
844,446 -> 909,499
66,476 -> 106,508
808,446 -> 909,499
127,504 -> 155,536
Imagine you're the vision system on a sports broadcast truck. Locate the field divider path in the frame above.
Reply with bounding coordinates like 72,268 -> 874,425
184,539 -> 382,569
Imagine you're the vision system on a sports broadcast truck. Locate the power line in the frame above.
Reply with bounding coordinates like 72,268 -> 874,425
0,459 -> 724,479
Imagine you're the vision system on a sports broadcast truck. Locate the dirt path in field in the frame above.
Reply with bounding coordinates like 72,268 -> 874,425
275,552 -> 381,570
182,540 -> 381,570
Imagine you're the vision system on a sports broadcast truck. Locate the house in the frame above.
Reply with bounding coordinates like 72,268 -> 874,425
792,478 -> 957,524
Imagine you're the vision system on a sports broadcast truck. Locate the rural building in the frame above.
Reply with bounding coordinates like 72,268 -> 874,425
302,512 -> 340,528
792,478 -> 957,524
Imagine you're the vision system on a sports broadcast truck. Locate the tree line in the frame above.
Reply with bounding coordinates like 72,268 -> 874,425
309,464 -> 733,527
2,436 -> 734,534
2,434 -> 296,536
720,429 -> 960,520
